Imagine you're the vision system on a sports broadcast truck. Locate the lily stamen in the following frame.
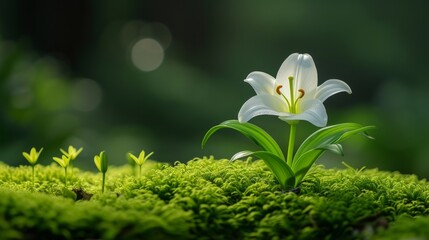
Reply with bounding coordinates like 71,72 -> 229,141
276,85 -> 283,95
276,84 -> 292,110
298,89 -> 305,99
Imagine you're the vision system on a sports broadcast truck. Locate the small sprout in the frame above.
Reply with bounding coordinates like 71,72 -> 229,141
53,155 -> 71,187
127,150 -> 154,177
22,147 -> 43,187
60,145 -> 83,176
60,145 -> 83,160
23,147 -> 43,166
94,151 -> 108,193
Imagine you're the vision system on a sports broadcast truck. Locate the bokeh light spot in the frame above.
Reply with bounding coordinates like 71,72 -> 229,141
131,38 -> 164,72
72,78 -> 103,112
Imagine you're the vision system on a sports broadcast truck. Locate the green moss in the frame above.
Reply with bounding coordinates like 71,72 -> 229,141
373,215 -> 429,239
0,157 -> 428,239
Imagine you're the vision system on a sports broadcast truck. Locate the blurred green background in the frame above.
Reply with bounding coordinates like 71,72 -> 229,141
1,1 -> 429,177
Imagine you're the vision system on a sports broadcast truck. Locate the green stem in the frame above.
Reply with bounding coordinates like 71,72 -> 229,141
101,173 -> 106,193
287,124 -> 297,166
139,165 -> 142,178
70,161 -> 74,177
32,166 -> 35,188
64,167 -> 68,188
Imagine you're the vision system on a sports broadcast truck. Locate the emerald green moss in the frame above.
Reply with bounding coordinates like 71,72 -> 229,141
373,215 -> 429,239
0,157 -> 428,239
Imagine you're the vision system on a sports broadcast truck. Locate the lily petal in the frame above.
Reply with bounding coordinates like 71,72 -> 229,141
276,53 -> 318,96
238,95 -> 286,123
314,79 -> 352,102
244,71 -> 276,95
278,99 -> 327,127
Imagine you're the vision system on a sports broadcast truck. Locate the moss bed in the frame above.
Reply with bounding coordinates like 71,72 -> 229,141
0,157 -> 429,239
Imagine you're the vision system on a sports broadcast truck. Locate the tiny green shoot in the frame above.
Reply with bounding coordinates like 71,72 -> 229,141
52,154 -> 71,187
127,150 -> 154,177
94,151 -> 108,193
60,145 -> 83,177
22,147 -> 43,187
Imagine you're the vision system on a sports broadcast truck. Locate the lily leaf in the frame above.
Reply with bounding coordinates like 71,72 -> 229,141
202,120 -> 285,160
319,143 -> 344,156
231,150 -> 254,162
292,123 -> 375,185
233,150 -> 295,189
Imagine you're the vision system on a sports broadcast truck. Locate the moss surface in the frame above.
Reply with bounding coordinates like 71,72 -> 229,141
0,157 -> 428,239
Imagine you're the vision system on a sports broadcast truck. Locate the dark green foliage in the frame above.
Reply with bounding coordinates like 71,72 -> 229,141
0,158 -> 428,239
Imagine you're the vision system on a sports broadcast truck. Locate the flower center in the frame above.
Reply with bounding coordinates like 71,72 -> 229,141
275,76 -> 305,113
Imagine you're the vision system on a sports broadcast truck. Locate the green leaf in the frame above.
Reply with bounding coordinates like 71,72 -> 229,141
231,150 -> 254,162
99,151 -> 108,173
94,151 -> 108,173
319,144 -> 344,156
210,150 -> 295,189
202,120 -> 285,160
53,156 -> 69,168
292,123 -> 375,185
243,151 -> 295,189
230,150 -> 295,189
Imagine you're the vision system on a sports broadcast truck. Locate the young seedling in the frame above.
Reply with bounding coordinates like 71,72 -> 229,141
22,147 -> 43,187
94,151 -> 108,193
127,150 -> 154,177
60,145 -> 83,176
52,154 -> 71,187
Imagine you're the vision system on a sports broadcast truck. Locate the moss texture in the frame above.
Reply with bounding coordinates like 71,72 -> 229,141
0,157 -> 428,239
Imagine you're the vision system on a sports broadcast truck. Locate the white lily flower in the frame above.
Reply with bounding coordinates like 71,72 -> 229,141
238,53 -> 352,127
